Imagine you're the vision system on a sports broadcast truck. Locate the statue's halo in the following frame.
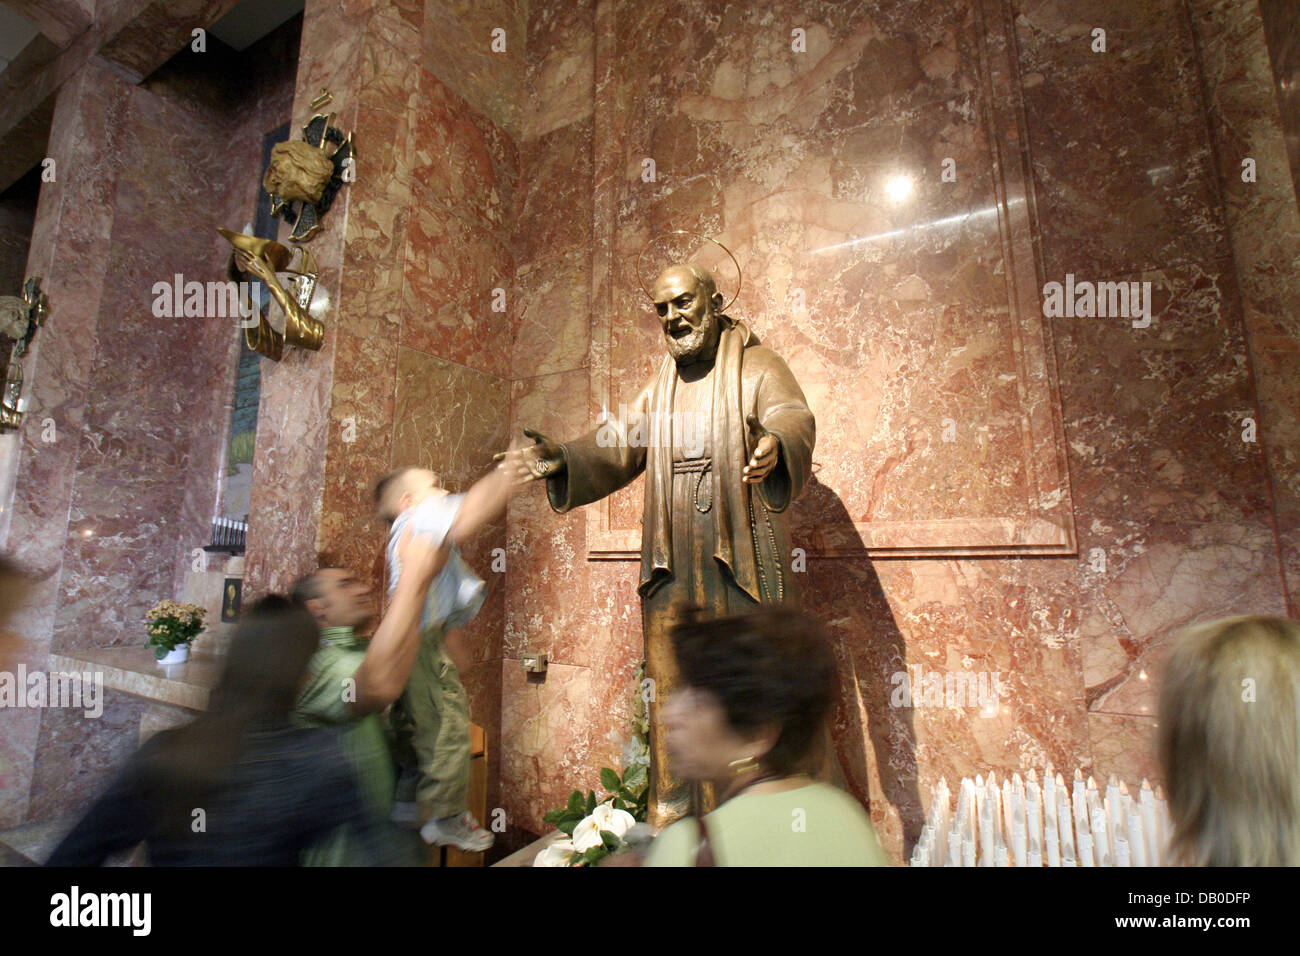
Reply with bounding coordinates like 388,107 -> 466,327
636,230 -> 743,313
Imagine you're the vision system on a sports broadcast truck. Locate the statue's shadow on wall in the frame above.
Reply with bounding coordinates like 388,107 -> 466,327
801,476 -> 923,856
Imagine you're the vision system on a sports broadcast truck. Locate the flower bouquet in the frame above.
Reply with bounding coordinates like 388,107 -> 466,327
535,763 -> 649,867
145,600 -> 206,663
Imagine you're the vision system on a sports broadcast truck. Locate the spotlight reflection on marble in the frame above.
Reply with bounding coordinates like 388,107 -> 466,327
885,174 -> 914,203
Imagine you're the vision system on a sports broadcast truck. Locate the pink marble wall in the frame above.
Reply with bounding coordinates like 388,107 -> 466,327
244,0 -> 411,599
6,0 -> 1296,861
0,21 -> 297,823
501,0 -> 620,851
0,59 -> 127,827
1246,0 -> 1300,617
244,0 -> 520,830
496,0 -> 1298,864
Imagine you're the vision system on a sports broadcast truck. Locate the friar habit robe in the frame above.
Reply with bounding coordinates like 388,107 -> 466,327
544,316 -> 816,824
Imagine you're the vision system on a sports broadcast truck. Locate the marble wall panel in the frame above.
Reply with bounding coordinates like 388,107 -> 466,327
499,658 -> 593,832
515,119 -> 593,263
459,657 -> 503,832
522,0 -> 594,141
1258,0 -> 1300,207
5,0 -> 94,48
505,369 -> 592,665
412,68 -> 517,235
422,0 -> 526,140
1191,0 -> 1300,617
391,347 -> 509,663
0,60 -> 129,828
511,250 -> 591,380
1015,0 -> 1225,279
586,0 -> 1073,559
94,0 -> 248,83
400,190 -> 517,378
245,0 -> 372,599
51,85 -> 235,657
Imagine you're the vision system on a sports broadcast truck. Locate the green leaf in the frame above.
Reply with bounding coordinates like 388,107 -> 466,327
600,768 -> 622,792
542,808 -> 566,825
622,763 -> 648,789
567,790 -> 585,814
580,846 -> 607,866
612,797 -> 626,811
585,790 -> 597,814
557,818 -> 578,836
600,829 -> 621,850
153,646 -> 167,660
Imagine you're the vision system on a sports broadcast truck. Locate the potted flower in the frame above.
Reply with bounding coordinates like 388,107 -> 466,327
145,600 -> 206,665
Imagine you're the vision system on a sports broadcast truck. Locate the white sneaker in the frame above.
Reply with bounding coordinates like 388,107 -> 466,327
421,812 -> 494,852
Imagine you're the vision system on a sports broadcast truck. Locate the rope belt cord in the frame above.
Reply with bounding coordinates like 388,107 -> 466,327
671,456 -> 784,601
672,456 -> 712,513
749,493 -> 784,604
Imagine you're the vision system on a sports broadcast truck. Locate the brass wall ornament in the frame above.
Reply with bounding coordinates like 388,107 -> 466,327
264,89 -> 354,243
0,277 -> 49,430
218,229 -> 322,362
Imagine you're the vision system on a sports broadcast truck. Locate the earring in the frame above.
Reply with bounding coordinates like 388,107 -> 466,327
728,755 -> 760,778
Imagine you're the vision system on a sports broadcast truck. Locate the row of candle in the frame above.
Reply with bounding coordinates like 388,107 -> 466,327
909,768 -> 1172,866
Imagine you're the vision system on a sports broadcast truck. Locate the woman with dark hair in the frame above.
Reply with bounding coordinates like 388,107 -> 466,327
47,595 -> 381,866
643,607 -> 888,866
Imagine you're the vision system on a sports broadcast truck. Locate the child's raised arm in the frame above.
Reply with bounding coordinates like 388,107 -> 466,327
447,461 -> 513,547
348,527 -> 446,715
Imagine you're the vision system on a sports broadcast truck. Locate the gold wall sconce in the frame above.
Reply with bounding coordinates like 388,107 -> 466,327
0,277 -> 49,431
218,228 -> 322,362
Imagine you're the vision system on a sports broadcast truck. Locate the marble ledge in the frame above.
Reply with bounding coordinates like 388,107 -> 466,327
47,647 -> 220,711
492,828 -> 568,867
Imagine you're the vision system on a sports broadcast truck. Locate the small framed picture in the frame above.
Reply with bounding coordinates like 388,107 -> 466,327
221,578 -> 243,622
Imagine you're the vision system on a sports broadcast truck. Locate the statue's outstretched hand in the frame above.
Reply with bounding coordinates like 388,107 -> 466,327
493,427 -> 566,485
233,249 -> 275,284
743,414 -> 779,484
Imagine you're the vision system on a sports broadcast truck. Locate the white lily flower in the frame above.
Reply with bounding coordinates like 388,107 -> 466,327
591,802 -> 636,838
533,839 -> 576,867
571,814 -> 604,852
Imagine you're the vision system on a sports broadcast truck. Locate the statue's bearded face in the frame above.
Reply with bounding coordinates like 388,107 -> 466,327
652,267 -> 723,366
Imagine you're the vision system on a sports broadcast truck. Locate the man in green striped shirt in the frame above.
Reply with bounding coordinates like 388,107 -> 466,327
291,532 -> 438,865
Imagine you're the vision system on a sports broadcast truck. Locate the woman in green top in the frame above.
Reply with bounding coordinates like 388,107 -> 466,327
643,608 -> 890,867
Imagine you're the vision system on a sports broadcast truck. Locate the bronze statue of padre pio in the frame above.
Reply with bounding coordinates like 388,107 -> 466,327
501,235 -> 816,826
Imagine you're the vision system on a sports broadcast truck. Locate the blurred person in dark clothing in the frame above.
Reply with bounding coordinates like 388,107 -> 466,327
46,595 -> 388,866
